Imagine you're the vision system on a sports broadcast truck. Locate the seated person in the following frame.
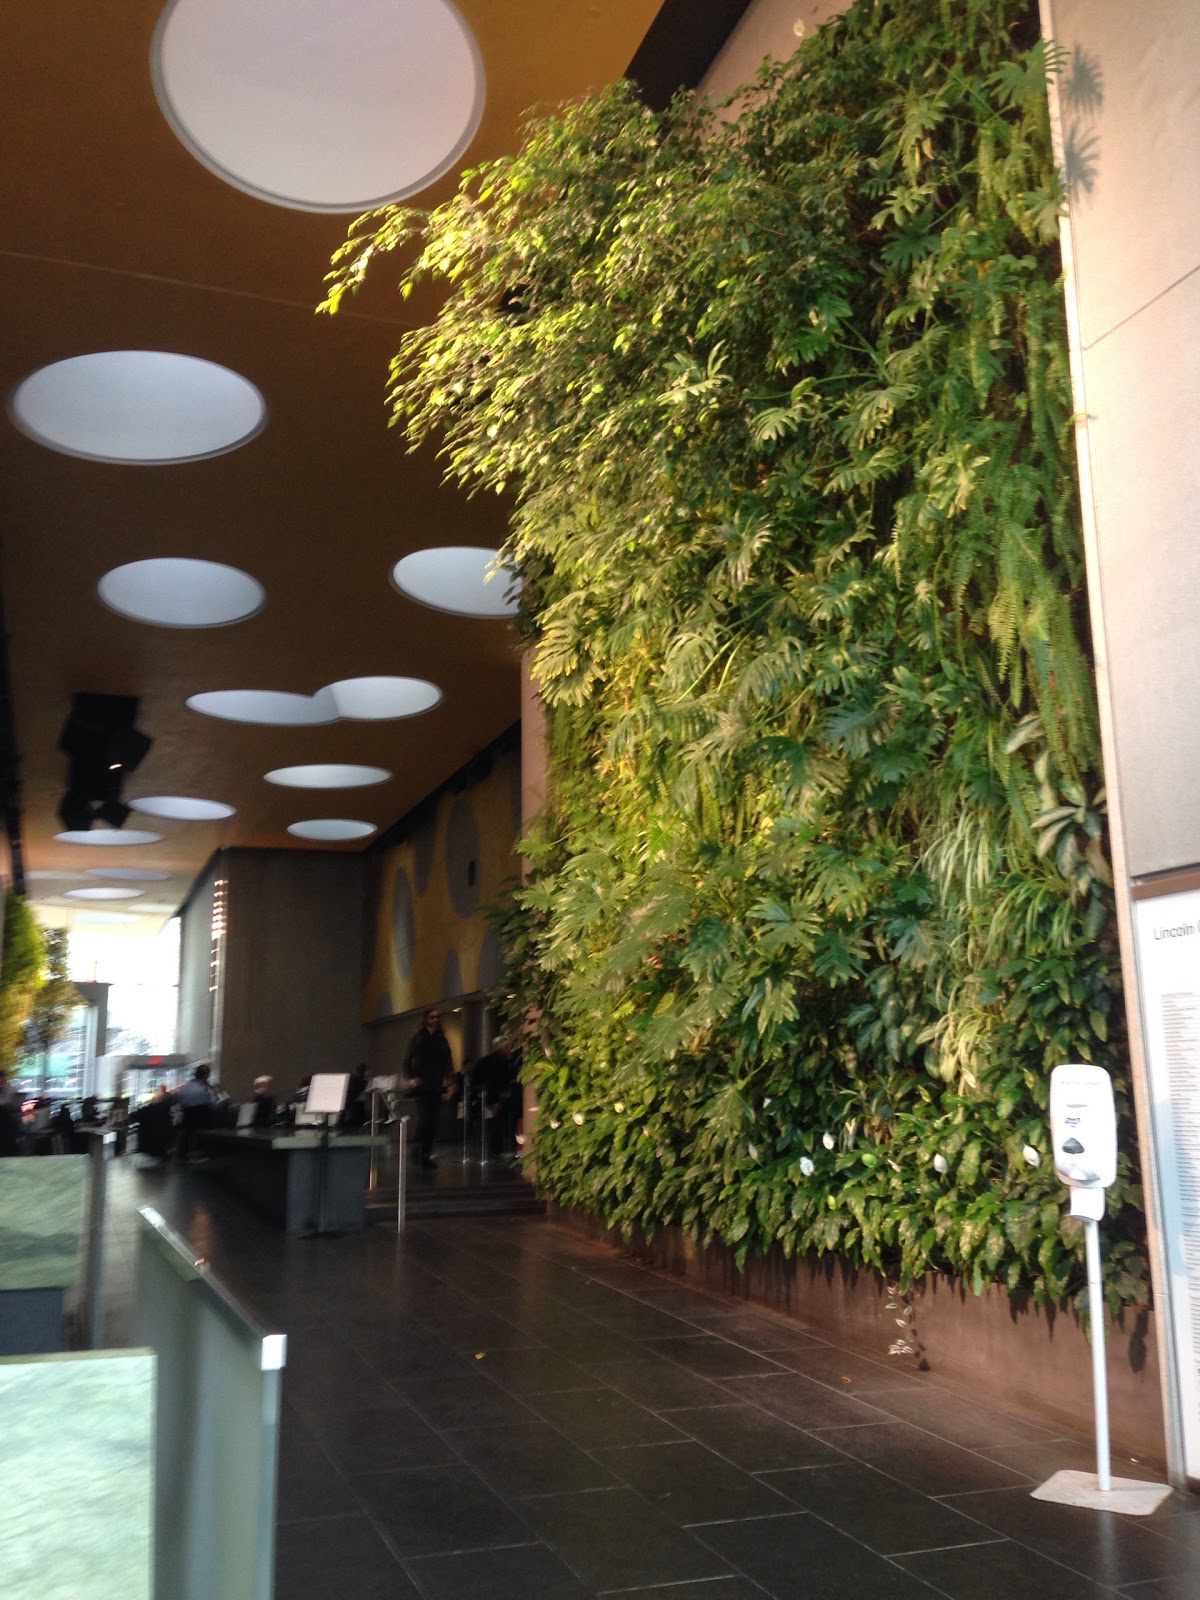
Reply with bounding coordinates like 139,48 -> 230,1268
52,1100 -> 79,1152
175,1063 -> 217,1158
251,1075 -> 276,1128
0,1069 -> 22,1157
130,1085 -> 174,1161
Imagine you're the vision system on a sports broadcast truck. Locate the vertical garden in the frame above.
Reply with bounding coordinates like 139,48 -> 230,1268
324,0 -> 1146,1309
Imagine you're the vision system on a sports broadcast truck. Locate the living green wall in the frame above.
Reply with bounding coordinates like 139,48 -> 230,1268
325,0 -> 1146,1310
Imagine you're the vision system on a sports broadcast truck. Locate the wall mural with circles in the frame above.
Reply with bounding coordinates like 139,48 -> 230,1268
362,743 -> 521,1021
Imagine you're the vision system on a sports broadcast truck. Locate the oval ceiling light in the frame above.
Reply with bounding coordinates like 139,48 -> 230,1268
187,688 -> 334,725
152,0 -> 485,214
54,829 -> 164,847
265,763 -> 390,789
287,819 -> 378,841
325,676 -> 442,721
391,546 -> 521,618
9,351 -> 265,464
66,887 -> 145,901
129,795 -> 235,822
99,558 -> 265,629
85,867 -> 171,882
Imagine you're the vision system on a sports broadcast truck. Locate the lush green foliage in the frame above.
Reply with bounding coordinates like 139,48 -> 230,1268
25,928 -> 78,1085
0,892 -> 46,1074
325,0 -> 1144,1310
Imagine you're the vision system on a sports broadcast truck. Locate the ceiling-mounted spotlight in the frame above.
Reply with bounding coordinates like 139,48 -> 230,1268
57,692 -> 152,832
95,799 -> 132,830
57,790 -> 96,833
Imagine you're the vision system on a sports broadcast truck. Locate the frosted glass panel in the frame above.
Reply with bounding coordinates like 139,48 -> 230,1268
133,1207 -> 285,1600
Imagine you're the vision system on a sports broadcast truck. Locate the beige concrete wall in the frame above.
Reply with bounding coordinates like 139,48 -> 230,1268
1043,0 -> 1200,879
699,0 -> 847,104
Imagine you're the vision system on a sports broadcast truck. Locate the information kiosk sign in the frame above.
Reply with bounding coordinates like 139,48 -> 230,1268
1132,882 -> 1200,1482
306,1073 -> 349,1118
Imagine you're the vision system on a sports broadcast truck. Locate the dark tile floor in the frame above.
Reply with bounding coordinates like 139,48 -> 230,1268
96,1159 -> 1195,1600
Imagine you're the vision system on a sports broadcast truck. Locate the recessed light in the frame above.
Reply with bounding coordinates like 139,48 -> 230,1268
85,867 -> 171,882
99,558 -> 265,628
77,912 -> 140,925
287,819 -> 378,841
129,796 -> 235,821
186,689 -> 335,725
325,677 -> 442,720
152,0 -> 485,214
65,887 -> 145,901
55,829 -> 164,846
9,351 -> 265,463
391,546 -> 521,618
266,764 -> 390,789
188,679 -> 441,726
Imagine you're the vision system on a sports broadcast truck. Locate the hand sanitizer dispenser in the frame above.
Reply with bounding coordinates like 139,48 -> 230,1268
1050,1062 -> 1116,1212
1033,1064 -> 1170,1511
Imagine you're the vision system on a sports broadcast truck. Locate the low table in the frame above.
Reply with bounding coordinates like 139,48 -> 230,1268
198,1129 -> 386,1234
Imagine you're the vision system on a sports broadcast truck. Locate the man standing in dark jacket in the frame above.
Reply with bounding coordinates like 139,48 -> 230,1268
404,1009 -> 452,1167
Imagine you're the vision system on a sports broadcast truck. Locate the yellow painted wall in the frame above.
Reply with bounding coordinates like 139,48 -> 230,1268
363,744 -> 521,1021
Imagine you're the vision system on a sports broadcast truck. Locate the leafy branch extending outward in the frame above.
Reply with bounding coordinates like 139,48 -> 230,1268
324,0 -> 1142,1316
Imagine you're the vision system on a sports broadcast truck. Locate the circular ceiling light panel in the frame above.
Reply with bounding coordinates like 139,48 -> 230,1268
85,867 -> 171,882
152,0 -> 485,214
9,351 -> 265,464
55,829 -> 164,847
265,763 -> 390,789
187,688 -> 334,725
391,546 -> 521,618
65,887 -> 145,901
325,676 -> 442,721
287,819 -> 378,842
129,795 -> 235,821
98,558 -> 265,628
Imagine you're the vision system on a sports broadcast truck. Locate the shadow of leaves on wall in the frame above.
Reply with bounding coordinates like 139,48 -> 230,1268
1063,45 -> 1103,199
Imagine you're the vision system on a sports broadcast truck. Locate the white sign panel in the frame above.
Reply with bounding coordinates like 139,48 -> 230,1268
1132,884 -> 1200,1479
305,1073 -> 349,1117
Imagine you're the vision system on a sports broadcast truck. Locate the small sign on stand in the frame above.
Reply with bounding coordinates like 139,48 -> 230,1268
1031,1063 -> 1172,1515
300,1073 -> 349,1239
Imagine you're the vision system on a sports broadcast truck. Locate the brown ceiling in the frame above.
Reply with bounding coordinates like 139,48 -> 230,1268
1,0 -> 665,930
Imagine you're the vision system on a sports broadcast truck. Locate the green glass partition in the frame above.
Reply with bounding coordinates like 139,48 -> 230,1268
133,1207 -> 285,1600
0,1348 -> 155,1599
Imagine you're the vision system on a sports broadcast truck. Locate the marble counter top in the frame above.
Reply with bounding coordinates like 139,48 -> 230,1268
0,1348 -> 154,1599
0,1155 -> 88,1290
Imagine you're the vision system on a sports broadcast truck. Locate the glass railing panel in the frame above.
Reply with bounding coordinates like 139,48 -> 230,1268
133,1206 -> 285,1600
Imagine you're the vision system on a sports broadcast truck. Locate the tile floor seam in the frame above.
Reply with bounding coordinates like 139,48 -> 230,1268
97,1171 -> 1188,1599
594,1579 -> 752,1597
521,1484 -> 625,1502
881,1535 -> 1009,1558
922,1494 -> 1136,1588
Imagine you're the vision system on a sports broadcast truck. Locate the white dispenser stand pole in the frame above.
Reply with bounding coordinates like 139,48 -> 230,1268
1084,1216 -> 1111,1492
1033,1063 -> 1169,1514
